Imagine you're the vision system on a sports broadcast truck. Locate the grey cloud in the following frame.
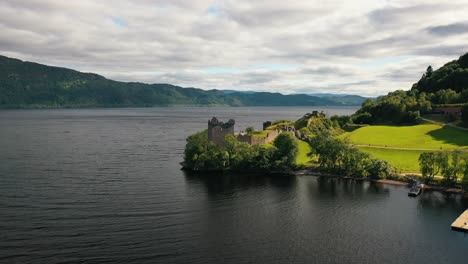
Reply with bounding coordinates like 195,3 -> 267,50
237,72 -> 277,85
301,67 -> 353,77
414,45 -> 467,57
427,23 -> 468,36
0,0 -> 467,97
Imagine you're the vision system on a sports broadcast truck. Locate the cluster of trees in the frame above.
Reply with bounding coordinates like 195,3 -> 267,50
419,150 -> 468,187
412,52 -> 468,94
183,130 -> 299,172
429,88 -> 468,104
352,90 -> 431,125
350,52 -> 468,125
308,133 -> 394,179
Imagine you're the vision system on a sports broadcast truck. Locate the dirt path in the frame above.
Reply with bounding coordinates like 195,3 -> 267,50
353,144 -> 468,152
352,144 -> 444,151
422,117 -> 468,131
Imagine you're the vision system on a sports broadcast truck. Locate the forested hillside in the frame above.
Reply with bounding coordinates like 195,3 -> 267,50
0,55 -> 367,108
353,52 -> 468,125
412,52 -> 468,94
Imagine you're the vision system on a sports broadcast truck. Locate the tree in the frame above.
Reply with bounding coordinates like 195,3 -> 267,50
441,150 -> 463,185
353,112 -> 372,124
462,157 -> 468,190
425,65 -> 433,78
366,159 -> 394,179
272,132 -> 298,170
419,152 -> 447,183
245,127 -> 255,134
183,130 -> 209,169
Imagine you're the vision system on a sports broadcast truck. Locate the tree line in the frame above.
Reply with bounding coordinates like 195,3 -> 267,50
419,150 -> 468,188
183,130 -> 299,172
308,132 -> 394,179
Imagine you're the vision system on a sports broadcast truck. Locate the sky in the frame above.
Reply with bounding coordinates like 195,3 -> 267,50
0,0 -> 467,96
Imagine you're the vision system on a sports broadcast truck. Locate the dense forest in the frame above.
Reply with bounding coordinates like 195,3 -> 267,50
353,52 -> 468,125
0,55 -> 367,108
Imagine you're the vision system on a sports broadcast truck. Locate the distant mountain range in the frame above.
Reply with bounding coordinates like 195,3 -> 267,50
0,55 -> 369,108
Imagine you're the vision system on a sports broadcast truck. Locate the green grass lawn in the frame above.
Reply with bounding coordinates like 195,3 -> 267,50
251,130 -> 270,138
341,124 -> 468,150
358,147 -> 423,173
296,139 -> 313,165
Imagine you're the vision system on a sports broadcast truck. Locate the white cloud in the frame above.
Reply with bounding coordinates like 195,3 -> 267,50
0,0 -> 467,96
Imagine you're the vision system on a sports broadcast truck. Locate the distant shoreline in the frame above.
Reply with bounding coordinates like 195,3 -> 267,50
0,104 -> 362,110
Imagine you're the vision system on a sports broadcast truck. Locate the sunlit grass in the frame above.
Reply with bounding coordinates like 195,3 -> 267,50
358,147 -> 423,173
296,138 -> 313,165
341,124 -> 468,149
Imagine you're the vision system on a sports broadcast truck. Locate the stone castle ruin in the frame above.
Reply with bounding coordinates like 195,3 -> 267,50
208,117 -> 300,146
208,117 -> 235,146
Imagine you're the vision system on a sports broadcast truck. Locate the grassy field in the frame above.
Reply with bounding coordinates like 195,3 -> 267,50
296,139 -> 313,165
339,123 -> 468,173
358,147 -> 423,173
341,124 -> 468,149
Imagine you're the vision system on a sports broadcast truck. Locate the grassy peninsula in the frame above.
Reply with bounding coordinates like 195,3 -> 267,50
183,52 -> 468,190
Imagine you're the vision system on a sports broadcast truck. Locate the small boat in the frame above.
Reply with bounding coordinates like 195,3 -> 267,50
408,184 -> 422,197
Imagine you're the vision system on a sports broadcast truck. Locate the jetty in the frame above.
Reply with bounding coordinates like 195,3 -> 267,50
451,210 -> 468,232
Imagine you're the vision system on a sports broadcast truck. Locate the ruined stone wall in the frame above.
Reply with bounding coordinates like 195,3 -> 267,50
237,134 -> 254,145
237,129 -> 281,146
208,117 -> 235,146
433,107 -> 462,117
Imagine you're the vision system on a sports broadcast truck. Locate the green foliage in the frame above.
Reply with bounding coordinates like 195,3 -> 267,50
351,52 -> 468,125
419,150 -> 468,185
330,115 -> 353,128
183,130 -> 229,171
269,120 -> 294,130
430,89 -> 464,104
310,133 -> 395,179
183,132 -> 299,172
245,127 -> 255,134
295,113 -> 343,136
463,158 -> 468,189
412,53 -> 468,94
418,152 -> 447,183
441,150 -> 464,184
272,133 -> 299,170
353,90 -> 429,125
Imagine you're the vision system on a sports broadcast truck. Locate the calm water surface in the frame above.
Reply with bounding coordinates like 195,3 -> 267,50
1,107 -> 467,264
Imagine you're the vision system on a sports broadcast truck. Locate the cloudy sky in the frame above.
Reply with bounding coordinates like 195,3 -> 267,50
1,0 -> 467,96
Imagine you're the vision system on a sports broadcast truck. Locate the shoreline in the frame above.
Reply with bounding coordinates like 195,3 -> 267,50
294,169 -> 467,195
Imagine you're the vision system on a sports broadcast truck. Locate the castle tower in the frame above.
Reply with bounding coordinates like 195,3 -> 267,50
263,121 -> 272,130
208,117 -> 235,146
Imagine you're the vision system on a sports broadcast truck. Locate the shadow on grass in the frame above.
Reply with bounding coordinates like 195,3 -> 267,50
427,126 -> 468,147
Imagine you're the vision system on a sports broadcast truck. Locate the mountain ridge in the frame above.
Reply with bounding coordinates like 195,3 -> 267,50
0,55 -> 367,108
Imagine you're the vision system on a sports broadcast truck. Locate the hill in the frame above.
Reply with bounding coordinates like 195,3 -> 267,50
0,55 -> 365,108
352,52 -> 468,125
412,52 -> 468,93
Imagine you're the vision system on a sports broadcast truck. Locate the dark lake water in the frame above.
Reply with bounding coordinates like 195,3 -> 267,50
1,107 -> 467,264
